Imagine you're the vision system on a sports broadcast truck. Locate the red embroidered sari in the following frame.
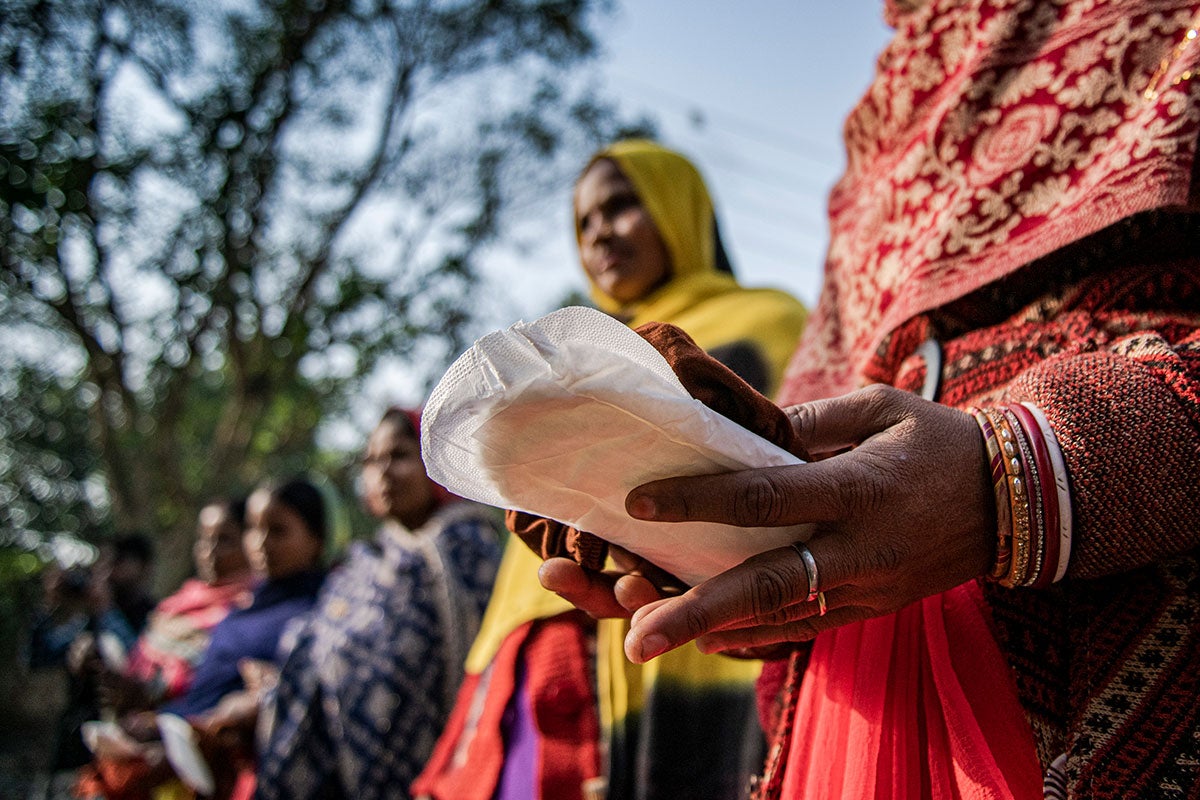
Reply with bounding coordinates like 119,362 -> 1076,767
761,1 -> 1200,798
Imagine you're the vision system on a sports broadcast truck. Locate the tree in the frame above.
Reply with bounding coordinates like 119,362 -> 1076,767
0,0 -> 651,587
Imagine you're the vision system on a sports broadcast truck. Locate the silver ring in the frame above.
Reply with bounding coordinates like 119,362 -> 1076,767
790,542 -> 820,602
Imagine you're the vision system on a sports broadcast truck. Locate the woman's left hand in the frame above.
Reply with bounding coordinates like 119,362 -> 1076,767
623,384 -> 996,663
539,544 -> 682,619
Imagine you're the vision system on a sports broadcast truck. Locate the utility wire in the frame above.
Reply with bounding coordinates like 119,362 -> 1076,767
609,70 -> 844,163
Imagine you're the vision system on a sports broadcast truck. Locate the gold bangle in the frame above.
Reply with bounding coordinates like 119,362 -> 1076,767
989,409 -> 1031,588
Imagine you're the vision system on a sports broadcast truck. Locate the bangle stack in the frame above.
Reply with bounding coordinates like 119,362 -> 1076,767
968,404 -> 1073,588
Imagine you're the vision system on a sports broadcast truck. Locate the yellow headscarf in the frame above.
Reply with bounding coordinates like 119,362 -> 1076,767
582,139 -> 806,396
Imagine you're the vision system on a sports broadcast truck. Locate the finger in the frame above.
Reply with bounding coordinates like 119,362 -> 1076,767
609,545 -> 687,594
715,642 -> 798,661
626,590 -> 828,660
627,463 -> 846,529
613,574 -> 665,614
625,389 -> 918,530
538,557 -> 630,619
785,384 -> 915,455
624,546 -> 813,662
694,603 -> 870,654
626,548 -> 817,631
627,595 -> 673,627
630,594 -> 817,636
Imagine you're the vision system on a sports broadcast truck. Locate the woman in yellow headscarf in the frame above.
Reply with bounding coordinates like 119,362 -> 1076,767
413,140 -> 806,800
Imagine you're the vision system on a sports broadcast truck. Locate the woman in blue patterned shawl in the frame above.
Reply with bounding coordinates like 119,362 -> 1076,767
257,408 -> 503,800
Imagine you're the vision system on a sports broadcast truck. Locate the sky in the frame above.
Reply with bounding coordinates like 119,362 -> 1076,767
361,1 -> 896,418
591,2 -> 894,307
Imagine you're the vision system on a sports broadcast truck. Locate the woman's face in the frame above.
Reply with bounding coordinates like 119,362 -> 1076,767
193,503 -> 250,584
574,159 -> 671,305
361,418 -> 434,527
243,490 -> 323,581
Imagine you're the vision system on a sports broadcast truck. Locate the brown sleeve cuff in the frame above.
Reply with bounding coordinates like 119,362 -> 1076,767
505,510 -> 608,571
1006,339 -> 1200,579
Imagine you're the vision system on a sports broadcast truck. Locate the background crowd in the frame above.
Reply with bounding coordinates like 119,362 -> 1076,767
19,410 -> 505,800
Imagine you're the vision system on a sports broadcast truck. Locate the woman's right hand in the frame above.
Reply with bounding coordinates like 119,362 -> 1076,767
543,384 -> 996,662
620,385 -> 995,662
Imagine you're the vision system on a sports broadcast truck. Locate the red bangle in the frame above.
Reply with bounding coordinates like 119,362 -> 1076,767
1011,403 -> 1060,588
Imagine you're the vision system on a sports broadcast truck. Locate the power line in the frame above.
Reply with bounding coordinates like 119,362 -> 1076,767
607,76 -> 844,201
718,200 -> 826,238
730,218 -> 826,255
609,70 -> 844,164
698,144 -> 837,197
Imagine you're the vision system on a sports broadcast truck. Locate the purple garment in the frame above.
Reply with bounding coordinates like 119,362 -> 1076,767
494,660 -> 539,800
165,569 -> 324,717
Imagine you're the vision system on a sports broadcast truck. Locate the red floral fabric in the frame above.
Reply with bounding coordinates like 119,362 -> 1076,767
783,0 -> 1200,404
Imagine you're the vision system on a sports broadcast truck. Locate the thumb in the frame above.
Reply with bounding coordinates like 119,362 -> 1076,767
785,384 -> 916,456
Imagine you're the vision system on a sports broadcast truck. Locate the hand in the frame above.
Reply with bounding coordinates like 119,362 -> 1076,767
538,545 -> 683,619
194,659 -> 275,743
66,632 -> 101,675
196,690 -> 259,746
237,658 -> 279,696
622,385 -> 995,663
120,711 -> 161,743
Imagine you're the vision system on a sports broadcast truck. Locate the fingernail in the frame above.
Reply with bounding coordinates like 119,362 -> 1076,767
633,633 -> 668,662
627,494 -> 657,519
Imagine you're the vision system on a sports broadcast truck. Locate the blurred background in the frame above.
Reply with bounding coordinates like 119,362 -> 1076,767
0,0 -> 889,790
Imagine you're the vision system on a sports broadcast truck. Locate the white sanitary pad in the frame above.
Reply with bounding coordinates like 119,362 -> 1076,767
421,306 -> 810,585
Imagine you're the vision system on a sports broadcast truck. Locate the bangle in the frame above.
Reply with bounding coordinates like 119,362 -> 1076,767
1011,403 -> 1059,587
969,407 -> 1012,580
972,403 -> 1070,589
989,408 -> 1032,588
1021,403 -> 1073,582
1004,407 -> 1045,588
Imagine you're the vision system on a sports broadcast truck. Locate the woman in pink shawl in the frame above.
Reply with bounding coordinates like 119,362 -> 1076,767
80,498 -> 255,718
114,499 -> 255,709
75,498 -> 255,800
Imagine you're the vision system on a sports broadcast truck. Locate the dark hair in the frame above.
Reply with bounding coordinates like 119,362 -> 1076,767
60,566 -> 92,596
264,478 -> 327,541
227,496 -> 247,528
202,496 -> 248,528
113,532 -> 155,565
713,219 -> 736,275
379,406 -> 418,439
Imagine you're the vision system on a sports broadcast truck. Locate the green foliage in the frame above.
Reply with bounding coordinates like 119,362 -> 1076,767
0,364 -> 109,543
0,0 -> 651,588
0,547 -> 42,642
